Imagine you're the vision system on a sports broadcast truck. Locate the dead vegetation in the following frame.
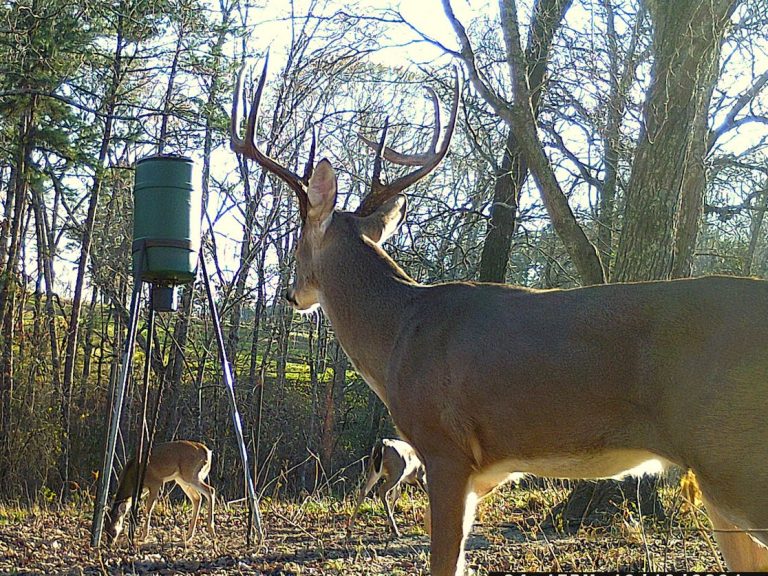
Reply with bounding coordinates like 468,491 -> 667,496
0,482 -> 723,575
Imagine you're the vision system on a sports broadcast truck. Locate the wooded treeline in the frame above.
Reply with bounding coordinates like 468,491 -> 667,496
0,0 -> 766,506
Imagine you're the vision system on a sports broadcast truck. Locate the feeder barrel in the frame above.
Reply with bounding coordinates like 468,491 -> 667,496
133,155 -> 201,285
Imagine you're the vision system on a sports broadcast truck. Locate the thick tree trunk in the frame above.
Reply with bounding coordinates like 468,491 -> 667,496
550,476 -> 665,532
671,47 -> 723,279
613,0 -> 737,282
478,131 -> 525,282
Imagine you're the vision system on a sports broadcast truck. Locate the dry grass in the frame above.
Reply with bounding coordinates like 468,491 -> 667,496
0,482 -> 723,575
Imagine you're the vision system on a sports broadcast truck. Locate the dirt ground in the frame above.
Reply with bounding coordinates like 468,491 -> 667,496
0,484 -> 725,575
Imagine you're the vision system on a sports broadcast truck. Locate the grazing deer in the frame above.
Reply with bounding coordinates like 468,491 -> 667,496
104,440 -> 215,545
347,438 -> 426,537
232,60 -> 768,573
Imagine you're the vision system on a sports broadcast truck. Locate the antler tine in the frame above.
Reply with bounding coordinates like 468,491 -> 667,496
230,55 -> 269,157
360,86 -> 441,166
356,68 -> 461,217
302,126 -> 317,184
371,117 -> 390,193
425,86 -> 441,155
230,54 -> 310,220
358,86 -> 442,167
230,65 -> 247,150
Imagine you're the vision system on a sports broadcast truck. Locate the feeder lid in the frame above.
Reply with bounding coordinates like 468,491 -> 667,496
137,153 -> 192,164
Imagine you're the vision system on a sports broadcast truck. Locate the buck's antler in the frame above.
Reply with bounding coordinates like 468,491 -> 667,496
356,68 -> 461,218
231,55 -> 316,220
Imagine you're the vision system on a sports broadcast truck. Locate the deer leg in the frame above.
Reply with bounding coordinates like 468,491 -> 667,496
137,485 -> 160,543
701,494 -> 768,570
190,476 -> 216,537
381,481 -> 403,537
426,458 -> 474,576
347,466 -> 382,534
178,481 -> 202,543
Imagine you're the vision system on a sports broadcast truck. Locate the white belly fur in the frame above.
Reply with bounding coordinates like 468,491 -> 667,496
472,449 -> 670,492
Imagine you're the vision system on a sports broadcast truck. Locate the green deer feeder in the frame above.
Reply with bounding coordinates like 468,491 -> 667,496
132,154 -> 201,310
92,153 -> 262,548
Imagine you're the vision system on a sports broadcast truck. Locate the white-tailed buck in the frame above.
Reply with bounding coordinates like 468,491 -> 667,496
104,440 -> 215,545
347,438 -> 426,537
232,61 -> 768,573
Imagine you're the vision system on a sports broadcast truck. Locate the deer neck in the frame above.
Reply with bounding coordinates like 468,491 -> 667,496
317,235 -> 418,406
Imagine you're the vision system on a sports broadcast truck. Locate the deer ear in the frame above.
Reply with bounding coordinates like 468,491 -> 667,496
358,195 -> 407,245
307,159 -> 337,226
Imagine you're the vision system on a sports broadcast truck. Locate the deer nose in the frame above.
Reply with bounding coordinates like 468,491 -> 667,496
285,289 -> 298,306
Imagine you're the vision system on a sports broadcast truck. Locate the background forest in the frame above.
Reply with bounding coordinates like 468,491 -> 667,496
0,0 -> 767,528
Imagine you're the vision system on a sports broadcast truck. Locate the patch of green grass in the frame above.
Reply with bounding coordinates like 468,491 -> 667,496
0,504 -> 30,525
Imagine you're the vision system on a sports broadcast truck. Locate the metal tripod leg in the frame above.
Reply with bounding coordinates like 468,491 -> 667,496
200,255 -> 263,544
90,259 -> 145,547
128,292 -> 156,543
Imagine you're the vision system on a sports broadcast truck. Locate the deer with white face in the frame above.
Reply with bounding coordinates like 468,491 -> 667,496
104,440 -> 215,545
347,438 -> 426,537
232,61 -> 768,573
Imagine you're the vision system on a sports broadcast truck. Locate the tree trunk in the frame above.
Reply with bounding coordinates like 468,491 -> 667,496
498,0 -> 605,285
564,0 -> 738,526
59,20 -> 125,497
225,167 -> 266,371
157,27 -> 183,152
0,171 -> 13,269
31,182 -> 62,414
164,284 -> 194,430
165,3 -> 234,430
0,97 -> 36,491
743,184 -> 768,276
320,337 -> 347,471
597,0 -> 645,274
250,255 -> 267,482
550,475 -> 665,532
474,0 -> 575,283
613,0 -> 737,282
478,130 -> 525,282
